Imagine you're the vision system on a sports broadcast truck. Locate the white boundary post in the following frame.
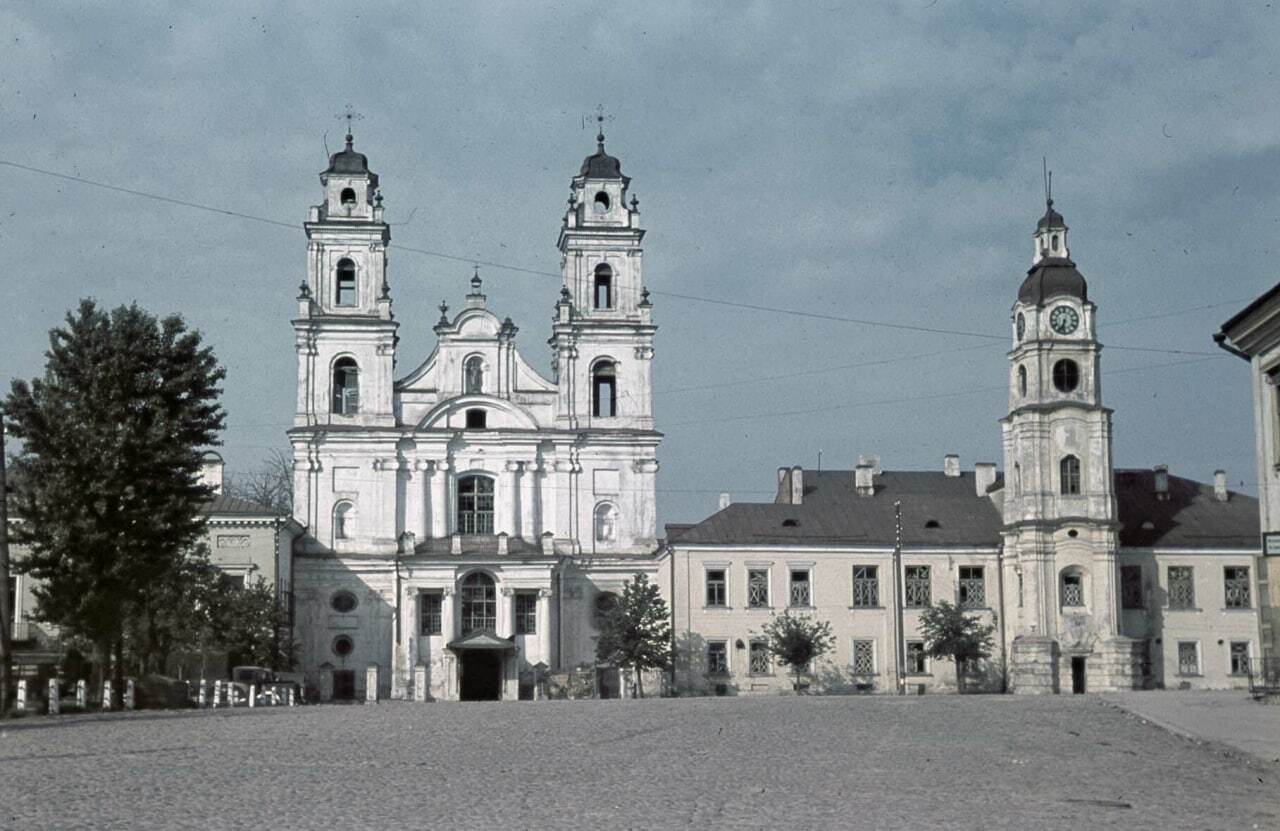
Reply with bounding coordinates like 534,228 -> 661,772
47,678 -> 60,715
248,683 -> 257,708
365,664 -> 378,704
15,679 -> 27,712
76,679 -> 87,709
102,680 -> 113,710
124,679 -> 135,710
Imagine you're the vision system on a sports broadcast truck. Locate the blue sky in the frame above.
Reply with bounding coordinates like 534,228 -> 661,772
2,1 -> 1277,528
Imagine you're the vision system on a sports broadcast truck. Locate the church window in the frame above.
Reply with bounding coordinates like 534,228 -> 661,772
464,356 -> 484,394
1120,565 -> 1145,610
852,566 -> 878,608
419,592 -> 442,636
1052,359 -> 1079,392
958,566 -> 985,609
749,640 -> 771,675
1230,642 -> 1250,676
460,572 -> 496,634
332,358 -> 359,415
1018,365 -> 1027,397
1225,566 -> 1251,608
706,641 -> 729,675
904,565 -> 931,608
1060,570 -> 1084,608
789,569 -> 812,607
594,502 -> 618,543
748,569 -> 770,608
1177,641 -> 1199,676
1060,456 -> 1081,495
340,187 -> 356,206
852,640 -> 875,675
331,590 -> 358,613
593,190 -> 610,213
465,408 -> 487,430
593,264 -> 614,309
592,361 -> 617,418
456,476 -> 495,535
1167,566 -> 1195,609
335,258 -> 357,306
514,591 -> 538,635
332,635 -> 354,658
333,502 -> 354,542
705,569 -> 727,607
905,641 -> 928,675
1051,234 -> 1060,252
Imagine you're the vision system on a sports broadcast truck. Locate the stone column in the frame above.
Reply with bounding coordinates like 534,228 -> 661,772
414,664 -> 428,702
519,461 -> 537,540
430,461 -> 450,538
500,461 -> 519,537
441,588 -> 457,644
365,664 -> 379,703
537,588 -> 553,667
499,587 -> 515,638
406,461 -> 427,542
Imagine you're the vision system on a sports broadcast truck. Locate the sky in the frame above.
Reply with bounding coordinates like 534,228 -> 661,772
2,1 -> 1278,530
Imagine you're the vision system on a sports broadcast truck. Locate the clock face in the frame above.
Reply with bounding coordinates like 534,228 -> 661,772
1016,313 -> 1025,341
1049,305 -> 1079,335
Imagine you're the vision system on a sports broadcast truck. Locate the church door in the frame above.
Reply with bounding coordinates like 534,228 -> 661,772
459,651 -> 503,701
1070,657 -> 1087,694
333,669 -> 356,701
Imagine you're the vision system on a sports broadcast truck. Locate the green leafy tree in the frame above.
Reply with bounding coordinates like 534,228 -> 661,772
919,600 -> 996,693
209,575 -> 292,671
759,612 -> 834,692
5,300 -> 225,702
595,572 -> 672,698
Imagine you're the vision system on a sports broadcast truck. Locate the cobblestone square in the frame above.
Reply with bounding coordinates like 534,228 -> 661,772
1,695 -> 1276,829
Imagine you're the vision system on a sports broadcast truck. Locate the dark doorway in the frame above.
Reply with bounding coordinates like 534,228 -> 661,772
460,651 -> 503,701
1070,656 -> 1087,694
333,669 -> 356,701
597,666 -> 620,699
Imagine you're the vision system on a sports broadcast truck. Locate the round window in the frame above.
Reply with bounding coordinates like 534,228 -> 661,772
332,635 -> 354,657
331,591 -> 358,614
1052,359 -> 1080,393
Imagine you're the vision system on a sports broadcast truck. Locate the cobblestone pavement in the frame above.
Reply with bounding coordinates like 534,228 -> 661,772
1105,690 -> 1280,764
1,695 -> 1276,830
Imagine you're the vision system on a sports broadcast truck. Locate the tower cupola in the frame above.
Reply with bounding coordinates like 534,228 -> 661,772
1033,197 -> 1069,265
319,132 -> 381,221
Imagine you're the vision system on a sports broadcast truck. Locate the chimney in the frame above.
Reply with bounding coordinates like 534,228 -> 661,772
718,492 -> 731,511
1154,465 -> 1169,500
199,451 -> 224,495
974,463 -> 997,496
1214,470 -> 1228,502
944,454 -> 961,478
790,466 -> 804,505
855,463 -> 875,497
858,454 -> 882,475
541,531 -> 555,556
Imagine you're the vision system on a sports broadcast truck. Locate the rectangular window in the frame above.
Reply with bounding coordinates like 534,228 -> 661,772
1061,573 -> 1084,608
419,592 -> 442,636
747,569 -> 770,608
707,641 -> 729,675
1120,565 -> 1144,610
1230,642 -> 1250,676
1167,566 -> 1195,609
789,569 -> 811,607
705,569 -> 727,607
749,640 -> 770,675
852,566 -> 879,608
958,566 -> 985,609
514,591 -> 538,635
906,641 -> 927,675
904,565 -> 931,608
1177,641 -> 1199,676
1224,566 -> 1251,609
852,639 -> 875,675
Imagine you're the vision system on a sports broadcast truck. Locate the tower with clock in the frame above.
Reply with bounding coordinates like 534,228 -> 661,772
999,198 -> 1142,693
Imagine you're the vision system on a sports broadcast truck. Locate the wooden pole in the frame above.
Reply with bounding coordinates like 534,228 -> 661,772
0,412 -> 13,716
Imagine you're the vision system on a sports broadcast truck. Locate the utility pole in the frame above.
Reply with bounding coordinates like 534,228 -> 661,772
892,500 -> 905,695
0,410 -> 13,715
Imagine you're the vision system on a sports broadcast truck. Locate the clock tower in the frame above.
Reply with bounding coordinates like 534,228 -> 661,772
1000,197 -> 1141,693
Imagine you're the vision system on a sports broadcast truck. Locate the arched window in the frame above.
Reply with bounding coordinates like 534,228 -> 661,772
1060,455 -> 1081,495
333,501 -> 354,541
332,358 -> 359,415
592,361 -> 617,418
594,502 -> 617,543
1018,365 -> 1027,397
460,572 -> 496,633
340,187 -> 357,207
335,258 -> 357,306
594,264 -> 614,310
456,475 -> 495,535
1060,568 -> 1085,608
464,355 -> 484,394
593,190 -> 610,213
1052,359 -> 1079,392
1051,234 -> 1060,252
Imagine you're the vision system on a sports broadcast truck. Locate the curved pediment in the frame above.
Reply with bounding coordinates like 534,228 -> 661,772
452,307 -> 503,338
415,394 -> 541,431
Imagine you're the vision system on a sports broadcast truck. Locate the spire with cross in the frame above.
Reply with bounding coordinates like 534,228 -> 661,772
338,103 -> 363,146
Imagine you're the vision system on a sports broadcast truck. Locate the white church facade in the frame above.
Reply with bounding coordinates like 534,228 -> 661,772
287,127 -> 666,701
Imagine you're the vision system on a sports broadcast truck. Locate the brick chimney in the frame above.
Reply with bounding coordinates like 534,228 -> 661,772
790,466 -> 804,505
1154,465 -> 1169,500
1214,470 -> 1228,502
855,463 -> 875,497
944,454 -> 961,478
719,492 -> 731,510
974,462 -> 997,496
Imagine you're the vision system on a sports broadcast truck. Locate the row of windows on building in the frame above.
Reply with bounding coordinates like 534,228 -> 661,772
703,638 -> 930,678
328,577 -> 540,639
328,354 -> 618,418
331,482 -> 620,543
704,564 -> 1254,613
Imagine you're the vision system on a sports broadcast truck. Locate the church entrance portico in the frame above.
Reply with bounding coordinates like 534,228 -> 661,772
449,630 -> 516,701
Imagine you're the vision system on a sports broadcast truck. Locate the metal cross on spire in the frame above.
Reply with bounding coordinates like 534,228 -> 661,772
589,103 -> 614,146
338,104 -> 363,143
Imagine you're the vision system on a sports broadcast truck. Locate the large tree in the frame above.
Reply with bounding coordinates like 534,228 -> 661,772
595,572 -> 672,698
919,600 -> 996,693
759,612 -> 834,692
5,300 -> 225,701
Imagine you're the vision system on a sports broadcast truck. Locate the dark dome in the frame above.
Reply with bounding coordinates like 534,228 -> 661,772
1018,257 -> 1088,304
1036,199 -> 1065,230
580,146 -> 623,179
326,135 -> 376,180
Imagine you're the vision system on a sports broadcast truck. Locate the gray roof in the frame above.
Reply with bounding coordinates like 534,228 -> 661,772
580,138 -> 625,180
670,468 -> 1258,550
1018,257 -> 1088,305
202,493 -> 282,518
1036,200 -> 1066,230
325,135 -> 379,185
